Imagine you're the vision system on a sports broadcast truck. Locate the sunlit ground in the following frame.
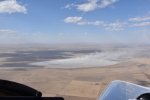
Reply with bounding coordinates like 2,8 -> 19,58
0,46 -> 150,100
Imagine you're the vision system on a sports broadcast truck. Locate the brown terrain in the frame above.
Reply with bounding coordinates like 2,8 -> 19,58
0,58 -> 150,100
0,46 -> 150,100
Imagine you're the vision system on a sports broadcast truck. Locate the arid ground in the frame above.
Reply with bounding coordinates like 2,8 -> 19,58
0,46 -> 150,100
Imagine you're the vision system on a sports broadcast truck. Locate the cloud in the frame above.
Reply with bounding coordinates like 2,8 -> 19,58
64,16 -> 126,31
65,0 -> 119,12
76,0 -> 98,12
98,0 -> 119,8
64,16 -> 105,26
87,21 -> 105,26
131,22 -> 150,27
64,13 -> 150,31
129,16 -> 150,22
64,16 -> 84,23
105,21 -> 126,31
0,29 -> 17,34
129,15 -> 150,27
65,3 -> 75,9
0,0 -> 27,14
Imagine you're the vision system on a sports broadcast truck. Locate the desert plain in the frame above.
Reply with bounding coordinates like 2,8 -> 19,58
0,45 -> 150,100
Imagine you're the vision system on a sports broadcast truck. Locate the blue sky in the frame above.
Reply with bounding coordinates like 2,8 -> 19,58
0,0 -> 150,44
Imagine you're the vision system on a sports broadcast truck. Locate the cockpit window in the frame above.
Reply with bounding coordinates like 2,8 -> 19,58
0,0 -> 150,100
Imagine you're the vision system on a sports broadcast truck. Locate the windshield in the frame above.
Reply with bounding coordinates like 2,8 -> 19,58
0,0 -> 150,100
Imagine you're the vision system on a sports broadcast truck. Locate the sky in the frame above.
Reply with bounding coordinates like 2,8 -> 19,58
0,0 -> 150,44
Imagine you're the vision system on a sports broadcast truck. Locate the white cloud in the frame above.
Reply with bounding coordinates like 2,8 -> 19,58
129,14 -> 150,27
0,29 -> 17,34
64,16 -> 126,31
64,16 -> 84,23
98,0 -> 118,8
64,16 -> 105,26
129,15 -> 150,22
65,3 -> 75,9
0,0 -> 27,14
65,0 -> 119,12
76,0 -> 98,12
105,21 -> 126,31
132,22 -> 150,27
87,21 -> 105,26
